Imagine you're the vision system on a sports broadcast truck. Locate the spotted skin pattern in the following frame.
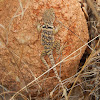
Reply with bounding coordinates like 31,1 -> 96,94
37,8 -> 67,99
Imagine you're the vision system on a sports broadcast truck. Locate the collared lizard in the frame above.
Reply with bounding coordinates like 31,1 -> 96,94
37,8 -> 68,99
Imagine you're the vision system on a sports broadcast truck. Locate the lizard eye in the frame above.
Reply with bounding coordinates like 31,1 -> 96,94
48,26 -> 53,29
47,24 -> 53,29
42,25 -> 46,28
42,25 -> 53,29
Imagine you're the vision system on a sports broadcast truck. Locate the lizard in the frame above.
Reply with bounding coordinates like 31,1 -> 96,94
37,8 -> 68,99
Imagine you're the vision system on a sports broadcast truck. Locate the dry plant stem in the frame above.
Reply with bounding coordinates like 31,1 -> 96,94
28,76 -> 56,89
89,56 -> 100,62
19,44 -> 29,93
67,39 -> 100,99
1,72 -> 12,100
0,85 -> 9,92
18,0 -> 24,17
6,0 -> 30,44
53,72 -> 80,92
87,0 -> 100,22
85,49 -> 100,66
9,35 -> 100,100
10,49 -> 41,90
12,44 -> 29,95
88,81 -> 100,96
0,24 -> 5,29
2,84 -> 6,100
58,42 -> 72,54
57,20 -> 94,52
64,49 -> 81,62
6,6 -> 20,44
0,26 -> 41,90
0,91 -> 28,100
68,51 -> 100,99
0,35 -> 30,97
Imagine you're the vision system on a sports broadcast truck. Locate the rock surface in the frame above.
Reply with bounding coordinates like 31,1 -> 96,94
0,0 -> 89,97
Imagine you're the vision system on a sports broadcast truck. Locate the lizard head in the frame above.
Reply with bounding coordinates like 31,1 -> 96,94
42,8 -> 55,25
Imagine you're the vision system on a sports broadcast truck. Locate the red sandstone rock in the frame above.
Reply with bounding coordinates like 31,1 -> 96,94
0,0 -> 89,97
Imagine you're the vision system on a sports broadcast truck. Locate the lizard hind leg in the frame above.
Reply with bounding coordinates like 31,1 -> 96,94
40,50 -> 49,69
47,50 -> 55,66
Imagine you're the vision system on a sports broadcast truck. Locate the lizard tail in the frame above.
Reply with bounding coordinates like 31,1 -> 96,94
48,51 -> 64,89
48,51 -> 68,99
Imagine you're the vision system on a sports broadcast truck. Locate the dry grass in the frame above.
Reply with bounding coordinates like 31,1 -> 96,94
0,0 -> 100,100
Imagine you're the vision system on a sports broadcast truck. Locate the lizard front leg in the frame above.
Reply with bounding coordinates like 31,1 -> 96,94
53,25 -> 61,34
37,23 -> 42,33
